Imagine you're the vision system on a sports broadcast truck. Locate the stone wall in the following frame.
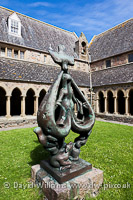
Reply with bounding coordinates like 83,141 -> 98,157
90,52 -> 129,72
90,60 -> 105,72
0,116 -> 37,128
0,42 -> 89,72
96,113 -> 133,124
26,50 -> 44,64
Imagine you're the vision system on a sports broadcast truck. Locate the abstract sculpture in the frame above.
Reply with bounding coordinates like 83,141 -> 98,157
34,45 -> 95,183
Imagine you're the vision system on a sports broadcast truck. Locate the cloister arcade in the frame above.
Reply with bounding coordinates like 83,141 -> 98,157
0,83 -> 133,119
95,87 -> 133,116
0,83 -> 87,118
0,86 -> 47,118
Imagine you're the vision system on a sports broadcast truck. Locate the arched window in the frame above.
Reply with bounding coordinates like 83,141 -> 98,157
81,41 -> 86,55
11,88 -> 21,116
99,91 -> 104,113
39,89 -> 46,106
117,90 -> 125,114
0,87 -> 6,116
129,89 -> 133,115
107,91 -> 114,113
26,89 -> 35,115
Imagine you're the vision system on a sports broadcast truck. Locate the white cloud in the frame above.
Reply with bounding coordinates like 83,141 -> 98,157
28,2 -> 55,8
42,0 -> 133,38
3,0 -> 132,41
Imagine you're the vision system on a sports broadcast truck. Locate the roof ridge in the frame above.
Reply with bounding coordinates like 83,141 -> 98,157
95,18 -> 133,39
0,6 -> 76,37
88,35 -> 97,48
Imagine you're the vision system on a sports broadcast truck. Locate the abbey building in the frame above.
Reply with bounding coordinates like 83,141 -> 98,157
0,6 -> 132,127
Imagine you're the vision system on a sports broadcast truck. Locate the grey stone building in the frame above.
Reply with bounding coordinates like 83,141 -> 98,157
0,6 -> 132,127
88,19 -> 133,123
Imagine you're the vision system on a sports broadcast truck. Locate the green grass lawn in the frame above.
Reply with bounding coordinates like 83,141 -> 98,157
0,121 -> 133,200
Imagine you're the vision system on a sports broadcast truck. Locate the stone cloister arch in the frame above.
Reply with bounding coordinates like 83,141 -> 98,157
39,89 -> 46,106
107,90 -> 114,113
117,90 -> 125,114
99,91 -> 105,113
25,88 -> 35,115
11,88 -> 21,116
129,89 -> 133,115
0,87 -> 6,116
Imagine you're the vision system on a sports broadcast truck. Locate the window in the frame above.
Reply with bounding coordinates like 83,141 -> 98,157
7,49 -> 12,57
20,51 -> 24,59
106,59 -> 111,68
1,48 -> 5,56
14,50 -> 18,59
128,54 -> 133,63
44,55 -> 47,63
11,20 -> 19,34
117,56 -> 119,61
81,41 -> 86,54
8,13 -> 21,37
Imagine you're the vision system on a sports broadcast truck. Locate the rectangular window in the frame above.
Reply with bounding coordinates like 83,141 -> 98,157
106,59 -> 111,68
14,50 -> 18,59
44,55 -> 47,63
20,51 -> 24,59
11,19 -> 18,34
128,54 -> 133,63
1,48 -> 5,56
7,49 -> 12,57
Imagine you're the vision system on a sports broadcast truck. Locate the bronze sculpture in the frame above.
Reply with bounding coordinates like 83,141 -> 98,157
34,45 -> 95,183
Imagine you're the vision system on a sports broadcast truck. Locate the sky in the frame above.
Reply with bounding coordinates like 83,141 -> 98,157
0,0 -> 133,41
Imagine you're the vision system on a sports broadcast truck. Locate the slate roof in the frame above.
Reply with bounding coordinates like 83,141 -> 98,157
0,57 -> 89,87
0,6 -> 77,56
88,19 -> 133,62
92,63 -> 133,87
0,57 -> 132,87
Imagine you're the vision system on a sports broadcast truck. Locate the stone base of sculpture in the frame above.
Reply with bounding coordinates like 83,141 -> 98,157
31,164 -> 103,200
40,158 -> 92,184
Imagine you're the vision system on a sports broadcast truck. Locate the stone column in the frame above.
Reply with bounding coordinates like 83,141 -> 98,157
114,96 -> 118,114
21,96 -> 26,117
5,47 -> 7,57
96,98 -> 99,113
6,96 -> 11,118
125,96 -> 129,115
12,48 -> 14,58
18,50 -> 20,59
104,96 -> 107,114
34,96 -> 39,116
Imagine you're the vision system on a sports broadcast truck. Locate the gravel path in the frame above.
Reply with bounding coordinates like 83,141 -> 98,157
0,118 -> 132,132
0,124 -> 38,131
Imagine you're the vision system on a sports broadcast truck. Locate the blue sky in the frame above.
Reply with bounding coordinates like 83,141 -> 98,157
0,0 -> 133,41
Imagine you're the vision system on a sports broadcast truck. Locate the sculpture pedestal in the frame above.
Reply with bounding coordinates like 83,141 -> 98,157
40,158 -> 92,184
31,164 -> 103,200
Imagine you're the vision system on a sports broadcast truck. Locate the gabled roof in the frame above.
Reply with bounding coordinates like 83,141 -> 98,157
92,63 -> 133,87
0,57 -> 132,88
0,6 -> 78,56
0,57 -> 89,87
88,19 -> 133,62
